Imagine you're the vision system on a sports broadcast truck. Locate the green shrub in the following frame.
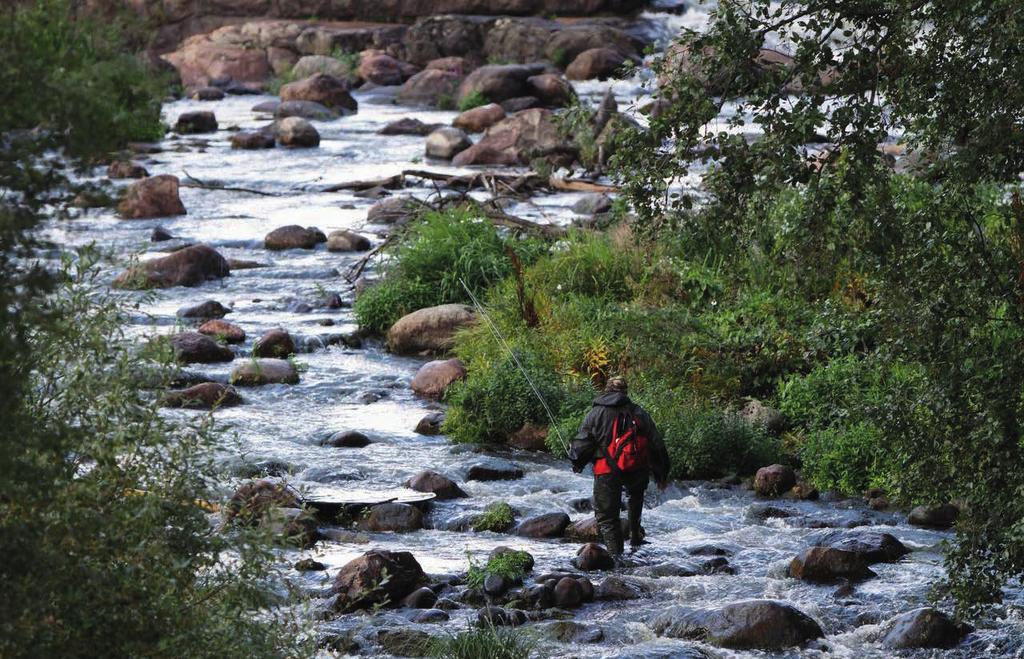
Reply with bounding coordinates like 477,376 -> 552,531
472,502 -> 515,532
799,422 -> 889,495
466,550 -> 533,589
428,625 -> 535,659
353,278 -> 435,335
458,90 -> 489,112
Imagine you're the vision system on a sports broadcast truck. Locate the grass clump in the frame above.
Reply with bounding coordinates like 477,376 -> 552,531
428,625 -> 535,659
465,550 -> 533,589
458,90 -> 489,112
471,502 -> 515,533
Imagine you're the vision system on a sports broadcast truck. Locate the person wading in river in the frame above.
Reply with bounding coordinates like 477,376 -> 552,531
570,377 -> 671,556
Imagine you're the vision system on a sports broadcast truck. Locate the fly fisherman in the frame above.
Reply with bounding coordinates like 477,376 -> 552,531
570,377 -> 671,555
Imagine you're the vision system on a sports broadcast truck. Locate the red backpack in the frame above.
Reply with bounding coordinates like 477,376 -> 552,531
594,412 -> 650,476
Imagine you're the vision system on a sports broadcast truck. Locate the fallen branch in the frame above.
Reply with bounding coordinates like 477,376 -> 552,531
181,170 -> 283,196
548,175 -> 619,193
323,174 -> 405,193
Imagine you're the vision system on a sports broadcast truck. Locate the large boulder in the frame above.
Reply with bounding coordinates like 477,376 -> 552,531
331,550 -> 428,613
455,64 -> 544,106
174,110 -> 218,134
230,130 -> 276,149
453,103 -> 505,133
405,470 -> 467,500
274,100 -> 339,120
229,358 -> 300,386
326,230 -> 371,252
366,196 -> 430,225
399,15 -> 491,67
425,127 -> 472,160
117,175 -> 186,219
357,502 -> 424,532
113,244 -> 229,289
753,464 -> 796,497
252,328 -> 296,358
265,224 -> 326,250
654,600 -> 824,650
452,108 -> 563,167
280,73 -> 358,113
410,358 -> 467,398
162,33 -> 270,89
291,54 -> 352,80
178,299 -> 230,319
396,68 -> 462,107
169,332 -> 235,364
161,382 -> 242,409
467,459 -> 523,482
573,542 -> 615,571
813,530 -> 910,564
386,304 -> 476,355
527,73 -> 574,107
198,319 -> 246,343
378,117 -> 444,136
225,479 -> 300,523
566,48 -> 627,80
275,117 -> 320,147
358,49 -> 417,85
515,512 -> 570,538
881,608 -> 971,649
908,503 -> 959,529
788,547 -> 875,583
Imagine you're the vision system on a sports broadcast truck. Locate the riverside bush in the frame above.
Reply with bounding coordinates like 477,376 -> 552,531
799,423 -> 889,495
429,625 -> 535,659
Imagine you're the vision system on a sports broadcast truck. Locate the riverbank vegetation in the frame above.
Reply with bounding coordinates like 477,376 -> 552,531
358,1 -> 1024,617
0,1 -> 307,656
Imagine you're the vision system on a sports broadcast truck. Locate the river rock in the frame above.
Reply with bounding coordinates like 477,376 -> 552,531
813,530 -> 909,564
175,110 -> 218,134
265,225 -> 326,250
410,358 -> 467,398
573,193 -> 613,216
375,628 -> 433,656
477,605 -> 527,627
654,600 -> 824,650
292,54 -> 351,80
515,512 -> 570,538
527,73 -> 574,107
230,130 -> 276,149
754,464 -> 796,497
573,542 -> 614,571
161,382 -> 242,409
295,558 -> 327,572
553,576 -> 584,608
114,244 -> 229,289
107,161 -> 149,179
425,127 -> 472,159
595,575 -> 643,600
378,117 -> 443,135
150,227 -> 174,242
402,586 -> 438,609
741,399 -> 786,433
226,479 -> 300,522
332,550 -> 428,613
908,503 -> 959,529
266,507 -> 319,549
274,100 -> 339,120
367,196 -> 430,225
189,86 -> 225,101
405,470 -> 467,500
169,332 -> 235,364
198,319 -> 246,343
456,64 -> 544,105
253,328 -> 296,358
117,175 -> 187,219
323,430 -> 370,448
452,108 -> 563,167
881,607 -> 971,649
326,230 -> 371,252
788,547 -> 875,583
229,358 -> 299,386
163,33 -> 270,89
396,68 -> 462,107
280,73 -> 358,113
566,47 -> 627,80
358,49 -> 416,85
415,411 -> 445,435
387,304 -> 476,355
275,117 -> 320,147
467,459 -> 523,482
542,621 -> 604,644
178,299 -> 230,319
453,103 -> 505,133
412,608 -> 449,623
358,502 -> 424,532
507,422 -> 547,451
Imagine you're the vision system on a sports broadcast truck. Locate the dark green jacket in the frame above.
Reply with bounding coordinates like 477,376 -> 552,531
569,391 -> 671,483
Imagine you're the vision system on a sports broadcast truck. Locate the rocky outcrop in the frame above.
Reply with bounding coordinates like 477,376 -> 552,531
410,359 -> 467,398
162,28 -> 271,88
118,175 -> 186,219
113,245 -> 230,289
386,304 -> 476,355
291,54 -> 352,79
331,550 -> 427,613
654,600 -> 823,650
452,108 -> 563,166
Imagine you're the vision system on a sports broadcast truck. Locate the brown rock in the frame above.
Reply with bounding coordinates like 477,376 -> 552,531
452,108 -> 563,167
425,127 -> 472,160
332,550 -> 428,612
788,547 -> 876,583
162,382 -> 242,409
265,224 -> 326,250
507,423 -> 548,451
515,512 -> 570,538
396,68 -> 462,107
566,48 -> 627,80
253,328 -> 296,358
405,470 -> 467,500
189,86 -> 226,101
230,131 -> 275,149
414,411 -> 445,435
553,576 -> 583,608
162,33 -> 270,89
117,175 -> 186,219
107,161 -> 148,179
291,55 -> 352,80
366,196 -> 429,225
229,358 -> 300,386
908,504 -> 959,529
324,430 -> 371,448
175,110 -> 218,134
358,49 -> 417,85
326,230 -> 371,252
275,117 -> 320,147
753,464 -> 797,497
378,117 -> 443,136
177,299 -> 230,319
573,542 -> 614,571
226,479 -> 300,523
357,502 -> 424,532
452,102 -> 505,133
410,358 -> 467,398
527,73 -> 574,107
426,56 -> 471,76
113,244 -> 229,289
281,73 -> 358,113
169,331 -> 235,364
198,319 -> 246,343
456,64 -> 543,106
386,304 -> 476,355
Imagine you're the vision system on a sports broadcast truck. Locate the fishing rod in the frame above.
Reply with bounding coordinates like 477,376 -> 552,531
459,279 -> 571,455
